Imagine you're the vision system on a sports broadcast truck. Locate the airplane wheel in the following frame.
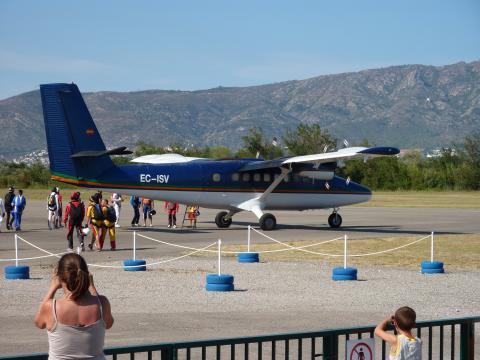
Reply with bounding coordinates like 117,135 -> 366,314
215,211 -> 232,228
328,213 -> 342,228
259,213 -> 276,231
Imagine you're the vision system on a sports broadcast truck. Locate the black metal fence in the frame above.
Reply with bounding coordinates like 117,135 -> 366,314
1,316 -> 477,360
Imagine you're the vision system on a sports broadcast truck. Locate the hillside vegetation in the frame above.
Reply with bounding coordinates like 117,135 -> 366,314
1,60 -> 479,159
1,124 -> 478,193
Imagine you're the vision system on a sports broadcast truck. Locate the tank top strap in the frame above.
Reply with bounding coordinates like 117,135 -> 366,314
96,294 -> 104,320
51,299 -> 58,330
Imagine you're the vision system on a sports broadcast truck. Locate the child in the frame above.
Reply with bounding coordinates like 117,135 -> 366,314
375,306 -> 422,360
186,205 -> 199,229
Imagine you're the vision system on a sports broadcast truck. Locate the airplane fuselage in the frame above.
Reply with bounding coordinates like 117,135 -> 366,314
51,159 -> 371,210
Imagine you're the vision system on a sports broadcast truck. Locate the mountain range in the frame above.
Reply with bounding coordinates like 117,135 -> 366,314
1,60 -> 479,160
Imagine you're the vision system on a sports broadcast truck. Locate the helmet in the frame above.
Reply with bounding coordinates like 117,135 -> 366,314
71,191 -> 79,200
81,227 -> 91,236
149,209 -> 157,216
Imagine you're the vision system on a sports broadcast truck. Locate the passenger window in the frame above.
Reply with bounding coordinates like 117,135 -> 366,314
264,173 -> 271,182
253,173 -> 261,182
231,173 -> 239,181
242,173 -> 250,182
212,173 -> 221,182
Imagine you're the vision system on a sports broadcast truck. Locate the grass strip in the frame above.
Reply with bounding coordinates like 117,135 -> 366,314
360,191 -> 480,208
195,234 -> 480,271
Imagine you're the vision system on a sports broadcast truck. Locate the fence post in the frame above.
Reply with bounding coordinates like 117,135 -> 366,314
322,334 -> 338,360
460,321 -> 474,360
161,345 -> 177,360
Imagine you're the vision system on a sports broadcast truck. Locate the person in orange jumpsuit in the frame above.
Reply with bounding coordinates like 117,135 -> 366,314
86,195 -> 102,251
99,199 -> 116,250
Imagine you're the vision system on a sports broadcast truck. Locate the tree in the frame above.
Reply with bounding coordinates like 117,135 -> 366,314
239,128 -> 283,159
457,132 -> 480,190
134,141 -> 166,157
282,124 -> 336,156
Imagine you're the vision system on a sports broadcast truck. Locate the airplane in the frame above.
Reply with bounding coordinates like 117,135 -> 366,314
40,83 -> 400,231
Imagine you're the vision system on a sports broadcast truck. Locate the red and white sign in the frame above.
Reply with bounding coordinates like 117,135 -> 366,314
346,338 -> 375,360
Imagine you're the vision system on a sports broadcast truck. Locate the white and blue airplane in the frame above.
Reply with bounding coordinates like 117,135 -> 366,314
40,83 -> 399,230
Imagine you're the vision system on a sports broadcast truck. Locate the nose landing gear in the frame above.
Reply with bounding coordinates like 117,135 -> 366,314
328,211 -> 342,228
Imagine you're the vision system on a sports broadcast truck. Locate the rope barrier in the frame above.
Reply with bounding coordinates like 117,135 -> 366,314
344,235 -> 431,257
16,235 -> 65,258
251,228 -> 431,257
0,229 -> 433,268
0,253 -> 67,262
257,236 -> 344,253
138,232 -> 345,254
0,235 -> 68,262
1,234 -> 218,269
137,233 -> 239,254
88,242 -> 218,269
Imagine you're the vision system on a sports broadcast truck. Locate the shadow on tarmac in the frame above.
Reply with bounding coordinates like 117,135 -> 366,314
203,220 -> 463,236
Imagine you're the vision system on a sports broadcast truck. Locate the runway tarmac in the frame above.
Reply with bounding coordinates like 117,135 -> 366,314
0,199 -> 479,356
1,199 -> 479,263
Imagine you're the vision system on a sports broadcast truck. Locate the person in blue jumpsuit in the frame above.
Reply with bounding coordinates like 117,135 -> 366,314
12,189 -> 27,231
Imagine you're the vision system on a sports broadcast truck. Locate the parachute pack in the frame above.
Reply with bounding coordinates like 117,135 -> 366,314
48,193 -> 57,210
69,202 -> 83,225
106,206 -> 117,222
93,204 -> 104,221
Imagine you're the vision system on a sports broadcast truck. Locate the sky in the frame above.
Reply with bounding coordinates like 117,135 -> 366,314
0,0 -> 479,100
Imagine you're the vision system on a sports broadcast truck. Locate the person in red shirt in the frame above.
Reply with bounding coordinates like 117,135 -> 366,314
164,201 -> 179,228
63,192 -> 85,253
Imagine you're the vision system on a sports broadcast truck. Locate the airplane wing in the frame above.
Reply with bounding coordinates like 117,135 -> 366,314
239,146 -> 399,171
131,153 -> 203,164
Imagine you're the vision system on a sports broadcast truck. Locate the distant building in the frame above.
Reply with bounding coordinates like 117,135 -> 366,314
426,148 -> 457,158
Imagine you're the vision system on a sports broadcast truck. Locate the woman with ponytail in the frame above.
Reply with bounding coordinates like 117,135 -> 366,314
34,253 -> 114,359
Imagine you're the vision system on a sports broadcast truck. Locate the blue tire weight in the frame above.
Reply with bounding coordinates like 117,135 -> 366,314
332,274 -> 357,281
421,261 -> 444,274
206,274 -> 234,284
332,267 -> 357,281
4,265 -> 30,280
238,252 -> 260,263
206,283 -> 234,292
332,267 -> 357,276
123,259 -> 147,271
421,268 -> 445,274
420,261 -> 444,269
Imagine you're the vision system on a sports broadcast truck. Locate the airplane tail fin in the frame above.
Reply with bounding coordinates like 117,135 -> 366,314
40,83 -> 115,180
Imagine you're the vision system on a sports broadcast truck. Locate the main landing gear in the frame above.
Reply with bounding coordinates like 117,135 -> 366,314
214,211 -> 277,231
215,211 -> 233,228
328,211 -> 342,228
214,210 -> 339,230
259,213 -> 276,231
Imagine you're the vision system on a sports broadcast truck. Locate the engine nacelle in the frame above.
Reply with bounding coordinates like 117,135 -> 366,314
297,170 -> 334,180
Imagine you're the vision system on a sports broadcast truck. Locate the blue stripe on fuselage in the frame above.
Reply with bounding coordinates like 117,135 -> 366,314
89,159 -> 371,194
